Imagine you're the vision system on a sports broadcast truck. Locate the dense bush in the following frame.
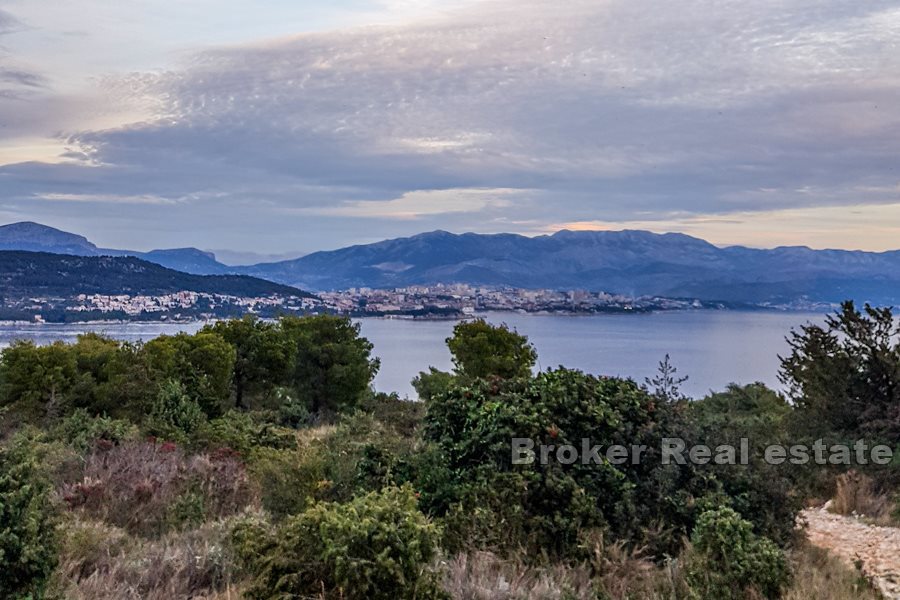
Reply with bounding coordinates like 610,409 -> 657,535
144,332 -> 235,418
247,445 -> 327,519
686,383 -> 802,545
0,436 -> 59,599
244,485 -> 444,600
423,368 -> 689,556
48,408 -> 138,452
144,379 -> 207,444
195,409 -> 295,456
687,507 -> 789,599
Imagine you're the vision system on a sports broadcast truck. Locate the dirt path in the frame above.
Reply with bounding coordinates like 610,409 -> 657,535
803,507 -> 900,599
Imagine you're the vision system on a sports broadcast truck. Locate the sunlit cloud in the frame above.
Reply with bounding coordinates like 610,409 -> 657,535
547,202 -> 900,252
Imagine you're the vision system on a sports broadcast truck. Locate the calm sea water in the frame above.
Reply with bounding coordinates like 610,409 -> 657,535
0,310 -> 825,399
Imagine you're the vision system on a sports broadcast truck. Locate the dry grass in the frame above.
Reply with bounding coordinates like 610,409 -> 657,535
294,424 -> 336,446
57,441 -> 258,537
783,541 -> 881,600
442,552 -> 596,600
50,515 -> 250,600
441,534 -> 692,600
829,470 -> 892,523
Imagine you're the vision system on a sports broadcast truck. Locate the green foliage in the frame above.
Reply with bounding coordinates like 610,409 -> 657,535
281,315 -> 380,416
195,409 -> 295,456
145,379 -> 207,443
48,408 -> 138,452
245,485 -> 445,600
248,446 -> 327,519
686,383 -> 801,544
423,368 -> 680,556
0,436 -> 59,600
0,340 -> 78,421
0,336 -> 157,424
411,367 -> 455,402
359,391 -> 426,437
687,507 -> 790,599
272,386 -> 309,428
144,331 -> 235,418
781,301 -> 900,440
446,319 -> 537,380
202,316 -> 293,410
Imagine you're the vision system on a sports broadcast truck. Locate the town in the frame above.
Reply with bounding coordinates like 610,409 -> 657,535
0,284 -> 729,323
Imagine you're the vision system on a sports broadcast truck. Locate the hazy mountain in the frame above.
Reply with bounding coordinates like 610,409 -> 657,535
241,230 -> 900,305
3,222 -> 899,306
0,251 -> 309,298
0,222 -> 232,275
0,221 -> 100,255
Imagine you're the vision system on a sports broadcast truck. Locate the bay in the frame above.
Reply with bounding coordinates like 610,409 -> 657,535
0,310 -> 825,399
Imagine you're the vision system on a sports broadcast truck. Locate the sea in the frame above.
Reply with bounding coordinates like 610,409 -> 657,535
0,310 -> 826,399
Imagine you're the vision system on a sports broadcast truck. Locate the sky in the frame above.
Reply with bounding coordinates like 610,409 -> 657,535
0,0 -> 899,259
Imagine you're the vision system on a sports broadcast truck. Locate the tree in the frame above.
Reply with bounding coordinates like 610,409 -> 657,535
143,332 -> 236,418
0,341 -> 78,421
645,353 -> 689,402
411,367 -> 455,402
0,437 -> 58,599
281,315 -> 379,416
203,316 -> 294,410
446,319 -> 536,381
780,301 -> 900,439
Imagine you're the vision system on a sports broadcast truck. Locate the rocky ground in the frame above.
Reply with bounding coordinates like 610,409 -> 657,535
803,507 -> 900,599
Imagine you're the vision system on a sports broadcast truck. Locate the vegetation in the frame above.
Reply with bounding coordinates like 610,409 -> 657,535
0,435 -> 59,599
0,305 -> 895,598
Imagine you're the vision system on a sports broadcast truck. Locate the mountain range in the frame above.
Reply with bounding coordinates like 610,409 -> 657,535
0,222 -> 232,275
2,222 -> 899,306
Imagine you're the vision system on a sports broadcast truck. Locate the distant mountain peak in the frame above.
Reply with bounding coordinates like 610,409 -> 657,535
0,221 -> 98,253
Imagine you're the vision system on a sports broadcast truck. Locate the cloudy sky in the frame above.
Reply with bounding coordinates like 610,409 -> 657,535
1,0 -> 898,259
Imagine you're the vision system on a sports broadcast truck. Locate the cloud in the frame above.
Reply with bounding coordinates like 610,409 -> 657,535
296,188 -> 519,219
34,192 -> 177,205
0,8 -> 47,102
1,0 -> 899,252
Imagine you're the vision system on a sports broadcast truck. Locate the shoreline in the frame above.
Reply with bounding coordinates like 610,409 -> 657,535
0,305 -> 829,327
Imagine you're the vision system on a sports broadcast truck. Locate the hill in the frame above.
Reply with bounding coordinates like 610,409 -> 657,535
0,251 -> 310,299
241,230 -> 900,305
0,222 -> 232,275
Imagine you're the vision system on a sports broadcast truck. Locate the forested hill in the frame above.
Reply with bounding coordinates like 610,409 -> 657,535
0,251 -> 311,298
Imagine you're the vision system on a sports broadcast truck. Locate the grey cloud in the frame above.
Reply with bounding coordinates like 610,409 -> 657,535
2,0 -> 900,251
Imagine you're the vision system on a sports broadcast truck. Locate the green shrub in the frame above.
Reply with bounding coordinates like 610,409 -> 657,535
0,436 -> 59,599
247,446 -> 327,519
686,384 -> 802,545
245,485 -> 445,600
145,379 -> 207,443
48,408 -> 138,452
687,507 -> 789,599
195,410 -> 294,456
422,369 -> 683,557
